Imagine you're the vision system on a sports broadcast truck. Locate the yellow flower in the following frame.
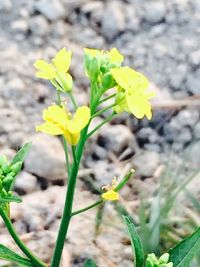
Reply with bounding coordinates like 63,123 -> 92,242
34,48 -> 73,92
110,67 -> 155,120
101,177 -> 119,201
84,47 -> 124,64
36,105 -> 90,145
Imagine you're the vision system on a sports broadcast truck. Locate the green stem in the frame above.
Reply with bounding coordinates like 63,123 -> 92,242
91,103 -> 116,119
71,200 -> 103,217
68,92 -> 78,110
62,137 -> 71,177
99,93 -> 116,105
51,125 -> 89,267
0,209 -> 46,267
87,113 -> 115,139
71,145 -> 77,164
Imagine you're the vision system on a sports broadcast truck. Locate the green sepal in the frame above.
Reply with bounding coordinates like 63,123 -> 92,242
0,244 -> 32,266
102,72 -> 115,91
56,73 -> 73,92
1,163 -> 11,175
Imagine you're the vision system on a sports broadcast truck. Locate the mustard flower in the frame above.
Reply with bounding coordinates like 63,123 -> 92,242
36,105 -> 90,145
110,67 -> 155,120
34,48 -> 73,92
101,177 -> 119,201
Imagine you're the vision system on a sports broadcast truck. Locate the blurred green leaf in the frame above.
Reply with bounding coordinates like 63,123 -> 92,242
0,195 -> 22,204
123,215 -> 144,267
0,244 -> 32,266
11,142 -> 32,165
84,258 -> 98,267
168,227 -> 200,267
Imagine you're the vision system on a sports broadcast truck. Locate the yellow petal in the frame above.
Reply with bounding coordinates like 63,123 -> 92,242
111,67 -> 149,91
108,48 -> 124,64
36,122 -> 63,135
43,105 -> 69,126
127,93 -> 152,120
34,60 -> 56,79
67,106 -> 91,134
52,47 -> 72,73
102,190 -> 119,201
84,48 -> 101,58
64,131 -> 80,145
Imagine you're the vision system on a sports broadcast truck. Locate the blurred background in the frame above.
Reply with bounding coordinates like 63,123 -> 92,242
0,0 -> 200,266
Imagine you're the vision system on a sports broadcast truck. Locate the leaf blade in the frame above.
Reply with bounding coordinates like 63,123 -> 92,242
11,142 -> 32,165
84,258 -> 98,267
168,227 -> 200,267
123,215 -> 144,267
0,244 -> 32,266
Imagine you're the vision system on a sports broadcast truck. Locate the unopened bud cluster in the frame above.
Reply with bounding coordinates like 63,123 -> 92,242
146,253 -> 173,267
0,156 -> 22,198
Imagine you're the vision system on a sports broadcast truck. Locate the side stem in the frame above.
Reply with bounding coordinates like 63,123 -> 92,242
0,208 -> 46,267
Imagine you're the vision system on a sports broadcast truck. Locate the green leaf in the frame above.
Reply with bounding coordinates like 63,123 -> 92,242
84,258 -> 98,267
11,143 -> 32,165
168,227 -> 200,267
123,215 -> 145,267
0,244 -> 32,266
0,195 -> 22,204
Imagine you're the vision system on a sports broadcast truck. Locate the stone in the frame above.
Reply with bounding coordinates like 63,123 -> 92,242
133,150 -> 160,177
101,1 -> 125,41
29,16 -> 50,37
169,65 -> 187,90
194,122 -> 200,139
143,2 -> 166,25
14,171 -> 38,195
35,0 -> 65,21
98,124 -> 135,154
24,133 -> 66,181
189,50 -> 200,69
175,110 -> 199,127
11,19 -> 29,34
186,70 -> 200,94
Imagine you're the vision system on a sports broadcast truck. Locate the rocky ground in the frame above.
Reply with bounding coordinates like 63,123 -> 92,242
0,0 -> 200,266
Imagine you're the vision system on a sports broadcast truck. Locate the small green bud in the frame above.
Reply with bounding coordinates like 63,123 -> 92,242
0,179 -> 3,192
1,188 -> 7,197
10,161 -> 22,175
3,175 -> 13,191
84,54 -> 99,81
166,263 -> 173,267
1,163 -> 11,175
145,258 -> 154,267
102,72 -> 115,90
158,253 -> 169,264
0,155 -> 7,167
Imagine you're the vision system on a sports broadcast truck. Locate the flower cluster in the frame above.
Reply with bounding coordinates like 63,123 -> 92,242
101,177 -> 119,201
146,253 -> 173,267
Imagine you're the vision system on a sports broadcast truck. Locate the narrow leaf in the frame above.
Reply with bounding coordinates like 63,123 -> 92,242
123,215 -> 144,267
84,258 -> 98,267
168,227 -> 200,267
11,142 -> 32,165
0,244 -> 32,266
0,195 -> 22,204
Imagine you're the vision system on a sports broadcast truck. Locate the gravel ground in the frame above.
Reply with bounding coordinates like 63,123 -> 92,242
0,0 -> 200,266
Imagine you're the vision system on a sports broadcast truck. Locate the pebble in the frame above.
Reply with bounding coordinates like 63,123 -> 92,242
133,150 -> 160,177
98,124 -> 135,154
35,0 -> 66,21
143,2 -> 166,25
101,1 -> 126,41
24,133 -> 66,181
14,171 -> 38,194
186,70 -> 200,95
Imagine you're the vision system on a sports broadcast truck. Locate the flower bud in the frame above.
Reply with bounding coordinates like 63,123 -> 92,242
0,155 -> 7,167
145,258 -> 154,267
158,253 -> 169,264
102,72 -> 115,90
84,54 -> 99,81
10,161 -> 22,176
1,163 -> 11,175
3,174 -> 14,191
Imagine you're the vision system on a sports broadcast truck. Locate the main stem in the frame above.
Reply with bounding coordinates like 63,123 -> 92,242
51,126 -> 89,267
0,209 -> 46,267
